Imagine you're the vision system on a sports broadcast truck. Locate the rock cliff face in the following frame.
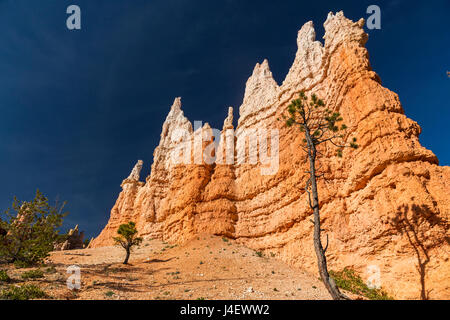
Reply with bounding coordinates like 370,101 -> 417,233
90,12 -> 449,300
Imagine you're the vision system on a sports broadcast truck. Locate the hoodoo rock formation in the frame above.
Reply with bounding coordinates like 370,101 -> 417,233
54,225 -> 85,251
91,12 -> 449,300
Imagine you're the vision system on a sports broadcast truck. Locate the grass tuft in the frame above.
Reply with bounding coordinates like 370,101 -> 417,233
0,284 -> 48,300
0,270 -> 11,282
105,291 -> 115,297
45,266 -> 57,274
329,268 -> 393,300
21,269 -> 44,280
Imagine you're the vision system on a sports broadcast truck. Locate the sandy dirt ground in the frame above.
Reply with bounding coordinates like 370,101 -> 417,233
0,236 -> 355,300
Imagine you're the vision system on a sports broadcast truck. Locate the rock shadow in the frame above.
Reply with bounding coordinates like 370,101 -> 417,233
391,204 -> 449,300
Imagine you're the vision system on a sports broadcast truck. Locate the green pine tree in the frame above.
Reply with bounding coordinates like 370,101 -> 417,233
0,190 -> 67,267
281,91 -> 358,300
113,222 -> 143,264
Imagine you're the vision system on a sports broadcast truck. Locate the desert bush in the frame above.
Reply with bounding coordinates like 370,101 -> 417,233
21,269 -> 44,280
0,284 -> 48,300
105,291 -> 114,297
0,190 -> 67,267
0,270 -> 11,282
45,266 -> 57,274
329,268 -> 393,300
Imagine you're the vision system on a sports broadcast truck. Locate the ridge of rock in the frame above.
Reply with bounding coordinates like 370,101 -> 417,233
91,12 -> 449,300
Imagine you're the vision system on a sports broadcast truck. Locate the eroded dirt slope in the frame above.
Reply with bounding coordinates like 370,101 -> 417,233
4,237 -> 335,300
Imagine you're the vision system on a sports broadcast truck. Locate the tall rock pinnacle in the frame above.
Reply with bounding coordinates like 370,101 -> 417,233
282,21 -> 324,90
127,160 -> 143,182
223,106 -> 234,130
238,59 -> 279,129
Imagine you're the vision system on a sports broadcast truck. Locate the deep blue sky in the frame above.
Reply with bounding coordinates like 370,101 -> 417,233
0,0 -> 448,239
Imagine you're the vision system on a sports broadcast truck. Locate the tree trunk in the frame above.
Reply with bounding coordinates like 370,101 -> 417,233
123,247 -> 130,264
305,131 -> 348,300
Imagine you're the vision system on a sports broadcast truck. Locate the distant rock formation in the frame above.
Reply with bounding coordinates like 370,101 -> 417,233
91,12 -> 449,299
55,225 -> 85,251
